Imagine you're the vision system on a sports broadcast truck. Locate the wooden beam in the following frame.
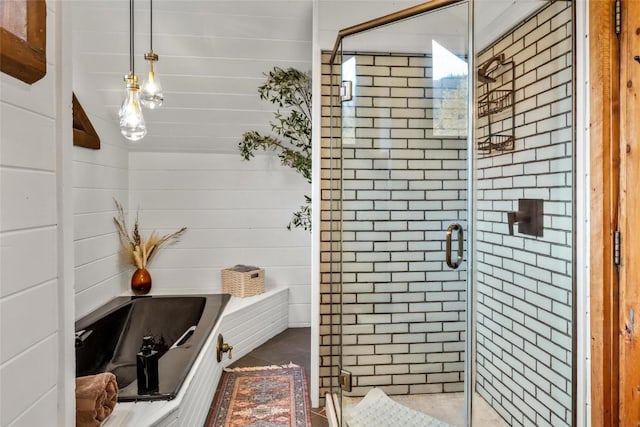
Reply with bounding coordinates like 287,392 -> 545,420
618,0 -> 640,422
589,0 -> 619,425
72,93 -> 100,150
0,0 -> 46,84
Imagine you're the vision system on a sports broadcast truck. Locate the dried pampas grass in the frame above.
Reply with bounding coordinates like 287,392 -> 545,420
113,199 -> 186,269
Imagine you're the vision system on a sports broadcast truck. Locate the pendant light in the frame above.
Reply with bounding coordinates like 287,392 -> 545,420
140,0 -> 164,109
119,0 -> 147,142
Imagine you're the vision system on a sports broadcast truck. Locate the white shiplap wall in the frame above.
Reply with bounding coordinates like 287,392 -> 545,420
73,113 -> 130,319
71,0 -> 314,154
129,152 -> 311,326
0,3 -> 63,426
71,0 -> 314,328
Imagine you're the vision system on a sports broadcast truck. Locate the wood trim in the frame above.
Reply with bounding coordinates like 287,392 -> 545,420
589,1 -> 620,426
0,0 -> 46,84
618,0 -> 640,423
72,93 -> 101,150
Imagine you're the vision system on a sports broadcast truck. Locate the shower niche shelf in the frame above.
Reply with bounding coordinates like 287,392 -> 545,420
477,54 -> 515,155
478,89 -> 513,118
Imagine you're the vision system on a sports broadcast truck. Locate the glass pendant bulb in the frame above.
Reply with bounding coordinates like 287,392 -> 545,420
140,51 -> 163,109
119,73 -> 147,141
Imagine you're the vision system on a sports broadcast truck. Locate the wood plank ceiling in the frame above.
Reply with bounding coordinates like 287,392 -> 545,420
72,0 -> 545,154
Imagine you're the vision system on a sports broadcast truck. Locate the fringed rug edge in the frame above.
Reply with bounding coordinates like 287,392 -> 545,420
223,362 -> 300,373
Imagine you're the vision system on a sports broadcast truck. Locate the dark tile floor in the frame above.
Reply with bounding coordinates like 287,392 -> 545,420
208,327 -> 328,427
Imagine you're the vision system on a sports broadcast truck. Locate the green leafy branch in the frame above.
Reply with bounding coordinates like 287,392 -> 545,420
239,67 -> 312,231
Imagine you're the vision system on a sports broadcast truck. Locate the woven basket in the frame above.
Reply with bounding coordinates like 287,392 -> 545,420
221,265 -> 265,297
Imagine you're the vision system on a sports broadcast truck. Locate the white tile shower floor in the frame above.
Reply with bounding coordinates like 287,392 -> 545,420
342,392 -> 508,427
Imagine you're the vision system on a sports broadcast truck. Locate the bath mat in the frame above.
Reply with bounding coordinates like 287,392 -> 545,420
344,388 -> 453,427
206,363 -> 312,427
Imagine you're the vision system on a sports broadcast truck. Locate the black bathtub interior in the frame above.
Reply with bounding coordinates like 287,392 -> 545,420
75,294 -> 230,402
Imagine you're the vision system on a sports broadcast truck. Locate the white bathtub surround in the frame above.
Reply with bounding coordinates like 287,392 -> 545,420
103,287 -> 288,427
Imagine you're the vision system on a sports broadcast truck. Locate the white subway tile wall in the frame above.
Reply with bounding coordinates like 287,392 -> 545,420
475,3 -> 573,426
320,52 -> 468,399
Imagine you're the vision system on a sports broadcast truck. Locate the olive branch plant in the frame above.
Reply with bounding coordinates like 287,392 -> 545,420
113,199 -> 186,269
239,67 -> 312,231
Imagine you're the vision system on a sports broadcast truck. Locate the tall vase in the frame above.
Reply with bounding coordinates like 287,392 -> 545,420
131,268 -> 152,295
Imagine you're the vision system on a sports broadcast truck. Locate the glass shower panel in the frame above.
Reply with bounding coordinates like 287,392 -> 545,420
472,1 -> 574,426
326,2 -> 576,426
337,4 -> 470,426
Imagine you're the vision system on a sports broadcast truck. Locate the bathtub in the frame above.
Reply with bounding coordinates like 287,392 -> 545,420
76,287 -> 289,426
75,294 -> 230,402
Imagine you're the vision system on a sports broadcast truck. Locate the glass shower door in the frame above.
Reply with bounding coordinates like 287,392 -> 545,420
335,3 -> 472,426
472,2 -> 575,426
325,2 -> 575,426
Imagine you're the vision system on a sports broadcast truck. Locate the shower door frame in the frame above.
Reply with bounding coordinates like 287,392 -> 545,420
329,1 -> 476,424
326,2 -> 584,426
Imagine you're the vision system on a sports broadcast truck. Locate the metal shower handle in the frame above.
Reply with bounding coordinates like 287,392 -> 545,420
446,223 -> 463,269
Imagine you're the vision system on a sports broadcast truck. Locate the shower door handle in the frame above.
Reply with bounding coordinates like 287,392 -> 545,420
446,223 -> 463,269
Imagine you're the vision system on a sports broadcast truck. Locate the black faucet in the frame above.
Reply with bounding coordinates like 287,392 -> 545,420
75,329 -> 93,348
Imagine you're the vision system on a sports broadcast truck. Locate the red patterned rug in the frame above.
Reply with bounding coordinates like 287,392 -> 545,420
206,364 -> 312,427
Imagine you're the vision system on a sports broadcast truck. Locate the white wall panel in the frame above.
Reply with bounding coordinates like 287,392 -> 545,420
0,169 -> 57,232
0,4 -> 63,425
79,56 -> 311,85
74,254 -> 122,294
73,162 -> 128,190
129,189 -> 307,210
0,335 -> 57,426
72,114 -> 130,317
130,151 -> 281,170
73,211 -> 119,240
74,233 -> 120,267
0,103 -> 56,171
73,1 -> 311,33
0,63 -> 56,119
6,388 -> 58,427
153,229 -> 309,248
0,280 -> 58,363
75,33 -> 311,62
139,209 -> 301,229
130,152 -> 311,325
0,228 -> 57,298
150,247 -> 310,269
75,275 -> 126,320
129,169 -> 305,190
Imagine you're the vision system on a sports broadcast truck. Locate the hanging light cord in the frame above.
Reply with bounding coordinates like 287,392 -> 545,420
150,0 -> 153,52
129,0 -> 135,73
